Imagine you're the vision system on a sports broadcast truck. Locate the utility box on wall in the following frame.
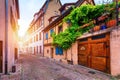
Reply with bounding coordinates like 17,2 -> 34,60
12,65 -> 16,73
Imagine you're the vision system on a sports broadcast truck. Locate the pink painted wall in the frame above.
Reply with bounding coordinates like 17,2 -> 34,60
0,0 -> 19,73
0,0 -> 6,74
110,28 -> 120,76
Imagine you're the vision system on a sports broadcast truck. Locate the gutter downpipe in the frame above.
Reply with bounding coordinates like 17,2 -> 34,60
5,0 -> 8,74
116,0 -> 119,27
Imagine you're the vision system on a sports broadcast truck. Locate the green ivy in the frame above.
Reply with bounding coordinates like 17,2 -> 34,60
52,3 -> 116,50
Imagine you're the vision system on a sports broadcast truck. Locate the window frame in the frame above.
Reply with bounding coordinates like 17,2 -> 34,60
50,29 -> 54,36
45,33 -> 48,40
55,47 -> 63,55
58,25 -> 63,33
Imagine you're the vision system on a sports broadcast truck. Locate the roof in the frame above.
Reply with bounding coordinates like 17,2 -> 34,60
30,0 -> 50,27
48,15 -> 59,21
43,0 -> 93,31
29,0 -> 62,28
59,3 -> 75,12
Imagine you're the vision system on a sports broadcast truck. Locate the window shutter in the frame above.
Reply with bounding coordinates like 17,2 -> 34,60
50,29 -> 54,36
59,47 -> 63,55
46,33 -> 48,39
56,47 -> 59,55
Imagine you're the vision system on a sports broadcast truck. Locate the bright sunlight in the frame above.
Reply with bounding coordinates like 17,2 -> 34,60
18,28 -> 26,37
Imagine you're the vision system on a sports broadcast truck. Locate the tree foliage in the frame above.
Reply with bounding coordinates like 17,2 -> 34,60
52,3 -> 116,50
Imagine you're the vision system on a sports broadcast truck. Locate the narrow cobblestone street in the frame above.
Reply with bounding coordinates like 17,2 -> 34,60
0,53 -> 115,80
19,54 -> 97,80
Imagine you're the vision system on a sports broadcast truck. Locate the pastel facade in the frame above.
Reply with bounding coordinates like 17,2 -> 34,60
24,0 -> 62,56
43,0 -> 95,68
110,28 -> 120,75
23,0 -> 120,76
0,0 -> 19,74
43,0 -> 120,76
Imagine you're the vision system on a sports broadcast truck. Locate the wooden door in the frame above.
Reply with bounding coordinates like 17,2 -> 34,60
78,34 -> 110,73
37,46 -> 38,54
51,48 -> 53,58
0,41 -> 3,73
34,47 -> 35,55
78,44 -> 89,66
15,48 -> 18,60
90,42 -> 108,72
40,46 -> 41,54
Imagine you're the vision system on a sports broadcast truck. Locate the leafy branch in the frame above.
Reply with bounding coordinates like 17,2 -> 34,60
52,2 -> 116,50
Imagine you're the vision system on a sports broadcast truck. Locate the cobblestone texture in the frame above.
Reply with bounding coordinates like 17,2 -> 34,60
0,54 -> 116,80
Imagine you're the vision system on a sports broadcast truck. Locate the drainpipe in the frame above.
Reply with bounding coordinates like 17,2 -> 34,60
5,0 -> 8,74
42,32 -> 44,57
116,0 -> 119,27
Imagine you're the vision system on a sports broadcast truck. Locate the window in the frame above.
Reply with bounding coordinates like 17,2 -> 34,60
41,17 -> 44,26
40,46 -> 41,53
35,24 -> 37,30
36,34 -> 38,41
80,38 -> 88,42
47,49 -> 49,53
58,25 -> 63,33
36,46 -> 38,53
46,33 -> 48,40
55,47 -> 63,55
39,32 -> 41,40
92,34 -> 106,40
50,29 -> 54,36
34,36 -> 36,42
10,7 -> 15,30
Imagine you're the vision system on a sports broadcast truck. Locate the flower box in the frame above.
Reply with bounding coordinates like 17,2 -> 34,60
107,19 -> 116,27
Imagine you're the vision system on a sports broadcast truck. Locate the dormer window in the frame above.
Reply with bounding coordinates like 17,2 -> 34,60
50,29 -> 54,36
48,16 -> 59,23
59,3 -> 75,14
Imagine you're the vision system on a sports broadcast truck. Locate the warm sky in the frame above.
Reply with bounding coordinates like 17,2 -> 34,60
18,0 -> 112,37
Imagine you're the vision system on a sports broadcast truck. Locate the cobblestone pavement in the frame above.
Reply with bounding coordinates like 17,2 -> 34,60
0,54 -> 117,80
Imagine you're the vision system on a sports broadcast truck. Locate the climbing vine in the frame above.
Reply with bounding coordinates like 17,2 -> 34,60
52,3 -> 116,50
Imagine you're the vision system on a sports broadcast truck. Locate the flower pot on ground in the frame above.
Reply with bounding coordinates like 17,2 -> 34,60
107,19 -> 116,27
93,25 -> 100,32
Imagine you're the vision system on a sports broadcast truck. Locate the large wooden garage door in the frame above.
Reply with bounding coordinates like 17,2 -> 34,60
78,34 -> 110,73
0,41 -> 3,73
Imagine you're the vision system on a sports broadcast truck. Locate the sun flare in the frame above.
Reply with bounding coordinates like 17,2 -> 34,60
18,29 -> 26,37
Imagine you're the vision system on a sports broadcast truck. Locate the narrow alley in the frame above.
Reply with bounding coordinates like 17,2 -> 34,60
1,53 -> 113,80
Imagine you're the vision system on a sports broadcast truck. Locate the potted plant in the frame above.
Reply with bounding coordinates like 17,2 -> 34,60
100,23 -> 107,30
93,25 -> 100,32
107,19 -> 116,27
